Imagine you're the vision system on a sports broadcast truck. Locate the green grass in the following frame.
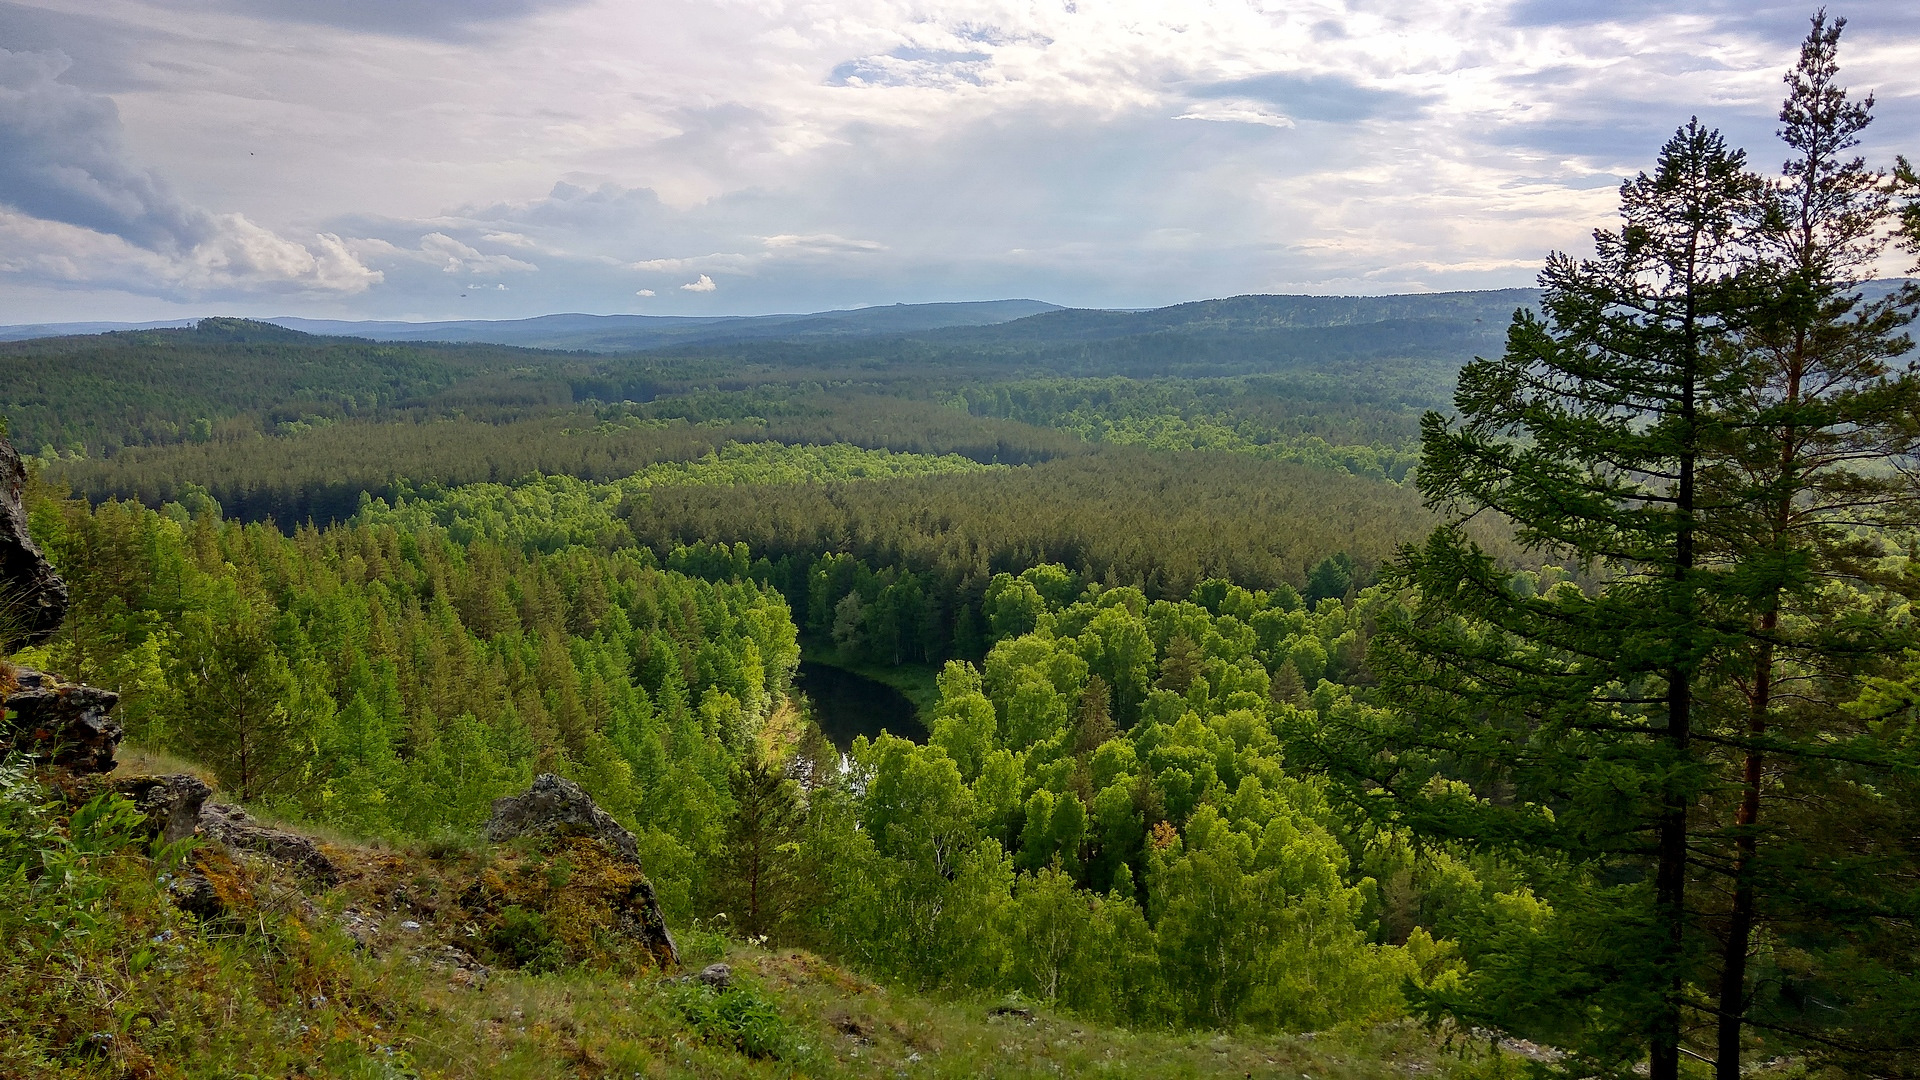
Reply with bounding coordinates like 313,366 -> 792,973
394,945 -> 1527,1080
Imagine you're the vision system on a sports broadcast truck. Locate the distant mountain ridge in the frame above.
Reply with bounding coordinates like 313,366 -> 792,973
6,282 -> 1908,353
0,300 -> 1064,350
0,292 -> 1542,352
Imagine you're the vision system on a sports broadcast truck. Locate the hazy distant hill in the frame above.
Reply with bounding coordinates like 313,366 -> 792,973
0,300 -> 1062,350
921,289 -> 1541,345
0,319 -> 197,342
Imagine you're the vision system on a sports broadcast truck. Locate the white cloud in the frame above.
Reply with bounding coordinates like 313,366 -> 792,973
481,230 -> 537,247
1174,103 -> 1297,128
0,207 -> 381,297
763,233 -> 888,254
3,0 -> 1914,319
417,232 -> 538,274
628,253 -> 754,274
680,273 -> 717,292
635,287 -> 655,296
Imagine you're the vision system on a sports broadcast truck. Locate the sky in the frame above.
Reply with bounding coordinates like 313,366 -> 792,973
0,0 -> 1915,323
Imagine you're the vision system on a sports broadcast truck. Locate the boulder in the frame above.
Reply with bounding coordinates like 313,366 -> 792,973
487,772 -> 641,860
199,801 -> 340,886
486,773 -> 679,966
1,667 -> 123,773
112,773 -> 212,843
691,962 -> 732,991
0,433 -> 67,647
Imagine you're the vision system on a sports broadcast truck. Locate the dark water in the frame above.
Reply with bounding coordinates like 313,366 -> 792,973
796,661 -> 925,749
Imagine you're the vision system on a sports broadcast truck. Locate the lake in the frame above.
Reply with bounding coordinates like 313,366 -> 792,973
795,660 -> 926,749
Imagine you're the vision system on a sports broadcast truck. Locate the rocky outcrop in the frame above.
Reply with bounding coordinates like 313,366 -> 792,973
1,667 -> 123,773
487,772 -> 643,860
112,773 -> 213,843
486,773 -> 679,966
0,431 -> 122,774
0,432 -> 67,646
199,801 -> 340,886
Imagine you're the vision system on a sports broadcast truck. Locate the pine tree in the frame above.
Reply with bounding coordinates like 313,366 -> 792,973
174,581 -> 307,803
1307,119 -> 1760,1076
1155,635 -> 1203,694
1267,659 -> 1307,707
715,750 -> 810,940
1703,15 -> 1920,1072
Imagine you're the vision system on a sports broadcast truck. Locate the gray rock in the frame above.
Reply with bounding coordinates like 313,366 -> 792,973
416,943 -> 491,989
112,774 -> 212,843
0,433 -> 67,647
487,773 -> 679,966
693,963 -> 732,990
2,667 -> 123,773
487,772 -> 640,860
168,865 -> 227,919
199,801 -> 340,886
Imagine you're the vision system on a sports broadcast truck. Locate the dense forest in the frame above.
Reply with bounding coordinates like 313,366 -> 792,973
5,18 -> 1920,1080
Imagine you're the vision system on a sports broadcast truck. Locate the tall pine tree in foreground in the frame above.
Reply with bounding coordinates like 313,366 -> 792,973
1311,115 -> 1757,1079
1702,13 -> 1920,1072
1298,14 -> 1920,1076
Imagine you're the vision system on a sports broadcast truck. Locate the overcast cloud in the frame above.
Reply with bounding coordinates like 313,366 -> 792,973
0,0 -> 1914,321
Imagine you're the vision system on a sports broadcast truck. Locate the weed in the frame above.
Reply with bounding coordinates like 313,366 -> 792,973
485,904 -> 567,973
668,977 -> 800,1060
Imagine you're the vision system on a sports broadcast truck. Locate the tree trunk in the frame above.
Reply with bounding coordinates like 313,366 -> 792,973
1653,281 -> 1702,1080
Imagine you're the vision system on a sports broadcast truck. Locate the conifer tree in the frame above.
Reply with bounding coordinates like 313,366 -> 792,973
1701,14 -> 1920,1072
175,582 -> 308,803
716,749 -> 810,940
1308,118 -> 1759,1077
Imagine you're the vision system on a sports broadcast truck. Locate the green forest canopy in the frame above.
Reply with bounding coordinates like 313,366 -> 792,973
5,26 -> 1920,1073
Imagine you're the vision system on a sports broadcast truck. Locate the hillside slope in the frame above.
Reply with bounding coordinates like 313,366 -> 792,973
0,757 -> 1522,1080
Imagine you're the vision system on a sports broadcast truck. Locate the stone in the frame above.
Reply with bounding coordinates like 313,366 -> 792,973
1,667 -> 123,773
199,801 -> 340,886
0,433 -> 67,647
111,774 -> 212,844
487,772 -> 641,861
692,963 -> 732,991
486,773 -> 679,966
417,944 -> 491,989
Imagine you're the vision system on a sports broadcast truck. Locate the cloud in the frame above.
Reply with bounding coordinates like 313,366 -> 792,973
147,0 -> 593,41
5,0 -> 1918,321
1185,73 -> 1431,124
629,253 -> 753,274
418,232 -> 538,274
635,288 -> 654,296
1174,103 -> 1297,128
762,233 -> 887,254
0,46 -> 379,297
680,274 -> 717,292
829,48 -> 994,89
481,230 -> 537,247
0,48 -> 199,250
0,207 -> 378,296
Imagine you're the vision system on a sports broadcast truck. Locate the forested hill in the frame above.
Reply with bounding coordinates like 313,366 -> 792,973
0,299 -> 1064,351
267,298 -> 1067,351
0,289 -> 1541,461
922,288 -> 1539,344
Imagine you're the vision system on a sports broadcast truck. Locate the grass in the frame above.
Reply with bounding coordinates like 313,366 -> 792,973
391,945 -> 1526,1080
2,763 -> 1537,1079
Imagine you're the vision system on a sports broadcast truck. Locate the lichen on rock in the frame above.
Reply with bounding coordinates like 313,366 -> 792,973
1,667 -> 123,773
482,773 -> 679,967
